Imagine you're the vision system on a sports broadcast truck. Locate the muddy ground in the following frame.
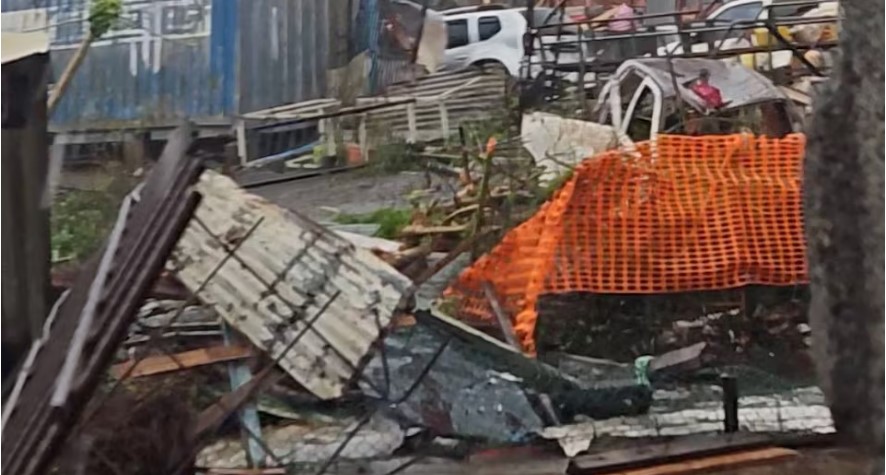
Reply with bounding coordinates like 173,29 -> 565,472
247,169 -> 457,222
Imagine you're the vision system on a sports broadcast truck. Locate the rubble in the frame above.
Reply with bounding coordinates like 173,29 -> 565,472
360,323 -> 545,443
197,413 -> 405,468
110,344 -> 252,379
647,343 -> 709,379
4,5 -> 848,472
542,385 -> 833,450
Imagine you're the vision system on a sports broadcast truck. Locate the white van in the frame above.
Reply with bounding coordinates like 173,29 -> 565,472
438,6 -> 590,79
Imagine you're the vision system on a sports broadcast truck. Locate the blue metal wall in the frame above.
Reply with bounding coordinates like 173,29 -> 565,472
237,0 -> 329,113
1,0 -> 330,132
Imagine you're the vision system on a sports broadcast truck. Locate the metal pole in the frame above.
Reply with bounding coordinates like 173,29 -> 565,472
722,374 -> 739,433
368,0 -> 381,93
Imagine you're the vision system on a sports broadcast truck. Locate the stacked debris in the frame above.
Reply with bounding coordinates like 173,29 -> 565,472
3,119 -> 838,475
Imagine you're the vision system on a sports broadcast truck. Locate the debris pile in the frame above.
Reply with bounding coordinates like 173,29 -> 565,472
444,134 -> 808,352
4,4 -> 848,470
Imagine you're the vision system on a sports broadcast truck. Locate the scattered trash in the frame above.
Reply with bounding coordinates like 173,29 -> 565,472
3,4 -> 846,473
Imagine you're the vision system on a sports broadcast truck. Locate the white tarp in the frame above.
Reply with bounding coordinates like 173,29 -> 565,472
522,112 -> 631,184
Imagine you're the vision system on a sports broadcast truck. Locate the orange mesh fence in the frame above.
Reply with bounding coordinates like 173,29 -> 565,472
444,134 -> 809,352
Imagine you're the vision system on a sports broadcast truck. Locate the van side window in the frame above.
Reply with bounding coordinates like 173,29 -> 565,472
446,19 -> 469,48
712,1 -> 763,24
478,16 -> 502,41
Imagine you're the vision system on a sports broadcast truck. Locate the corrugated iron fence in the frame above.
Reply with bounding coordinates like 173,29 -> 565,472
1,0 -> 336,131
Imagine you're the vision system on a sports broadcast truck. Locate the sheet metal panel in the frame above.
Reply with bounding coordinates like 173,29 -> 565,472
237,0 -> 330,114
2,0 -> 229,129
1,50 -> 51,353
2,0 -> 332,132
171,171 -> 413,399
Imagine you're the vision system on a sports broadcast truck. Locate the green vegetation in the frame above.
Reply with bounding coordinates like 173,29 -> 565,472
365,142 -> 422,174
51,189 -> 119,262
333,208 -> 413,239
539,168 -> 574,203
89,0 -> 122,37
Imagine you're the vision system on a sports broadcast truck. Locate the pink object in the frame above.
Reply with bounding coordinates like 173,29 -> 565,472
690,82 -> 726,109
609,4 -> 638,32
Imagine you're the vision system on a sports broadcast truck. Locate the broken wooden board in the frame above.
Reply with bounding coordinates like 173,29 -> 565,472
569,433 -> 773,474
170,171 -> 413,399
606,448 -> 797,475
400,224 -> 468,236
111,345 -> 253,378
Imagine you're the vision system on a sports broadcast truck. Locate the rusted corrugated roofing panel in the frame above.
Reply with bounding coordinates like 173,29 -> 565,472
170,172 -> 413,399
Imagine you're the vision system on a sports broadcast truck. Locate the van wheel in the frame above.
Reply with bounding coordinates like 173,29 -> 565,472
471,60 -> 507,74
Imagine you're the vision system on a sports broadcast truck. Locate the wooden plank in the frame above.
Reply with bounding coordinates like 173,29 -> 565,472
205,469 -> 286,475
609,448 -> 797,475
569,433 -> 772,474
110,344 -> 252,379
400,224 -> 468,236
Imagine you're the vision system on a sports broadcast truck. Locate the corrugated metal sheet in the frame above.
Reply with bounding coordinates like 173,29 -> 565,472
1,0 -> 332,133
237,0 -> 329,113
170,171 -> 413,399
357,68 -> 509,142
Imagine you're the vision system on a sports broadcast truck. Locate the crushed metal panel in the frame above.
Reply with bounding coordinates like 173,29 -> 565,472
170,171 -> 413,399
615,58 -> 787,111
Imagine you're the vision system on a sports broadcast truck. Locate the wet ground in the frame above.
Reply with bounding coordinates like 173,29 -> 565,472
246,169 -> 457,222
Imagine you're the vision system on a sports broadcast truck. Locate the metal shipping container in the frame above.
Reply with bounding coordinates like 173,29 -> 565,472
1,0 -> 334,141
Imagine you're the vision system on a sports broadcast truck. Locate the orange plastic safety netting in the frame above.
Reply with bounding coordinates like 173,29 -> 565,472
444,134 -> 809,352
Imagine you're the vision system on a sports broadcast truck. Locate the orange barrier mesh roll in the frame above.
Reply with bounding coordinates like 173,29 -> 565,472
444,134 -> 809,352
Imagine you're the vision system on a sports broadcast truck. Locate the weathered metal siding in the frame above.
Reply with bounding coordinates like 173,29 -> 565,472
236,0 -> 330,114
1,0 -> 331,132
1,43 -> 51,356
2,0 -> 229,130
